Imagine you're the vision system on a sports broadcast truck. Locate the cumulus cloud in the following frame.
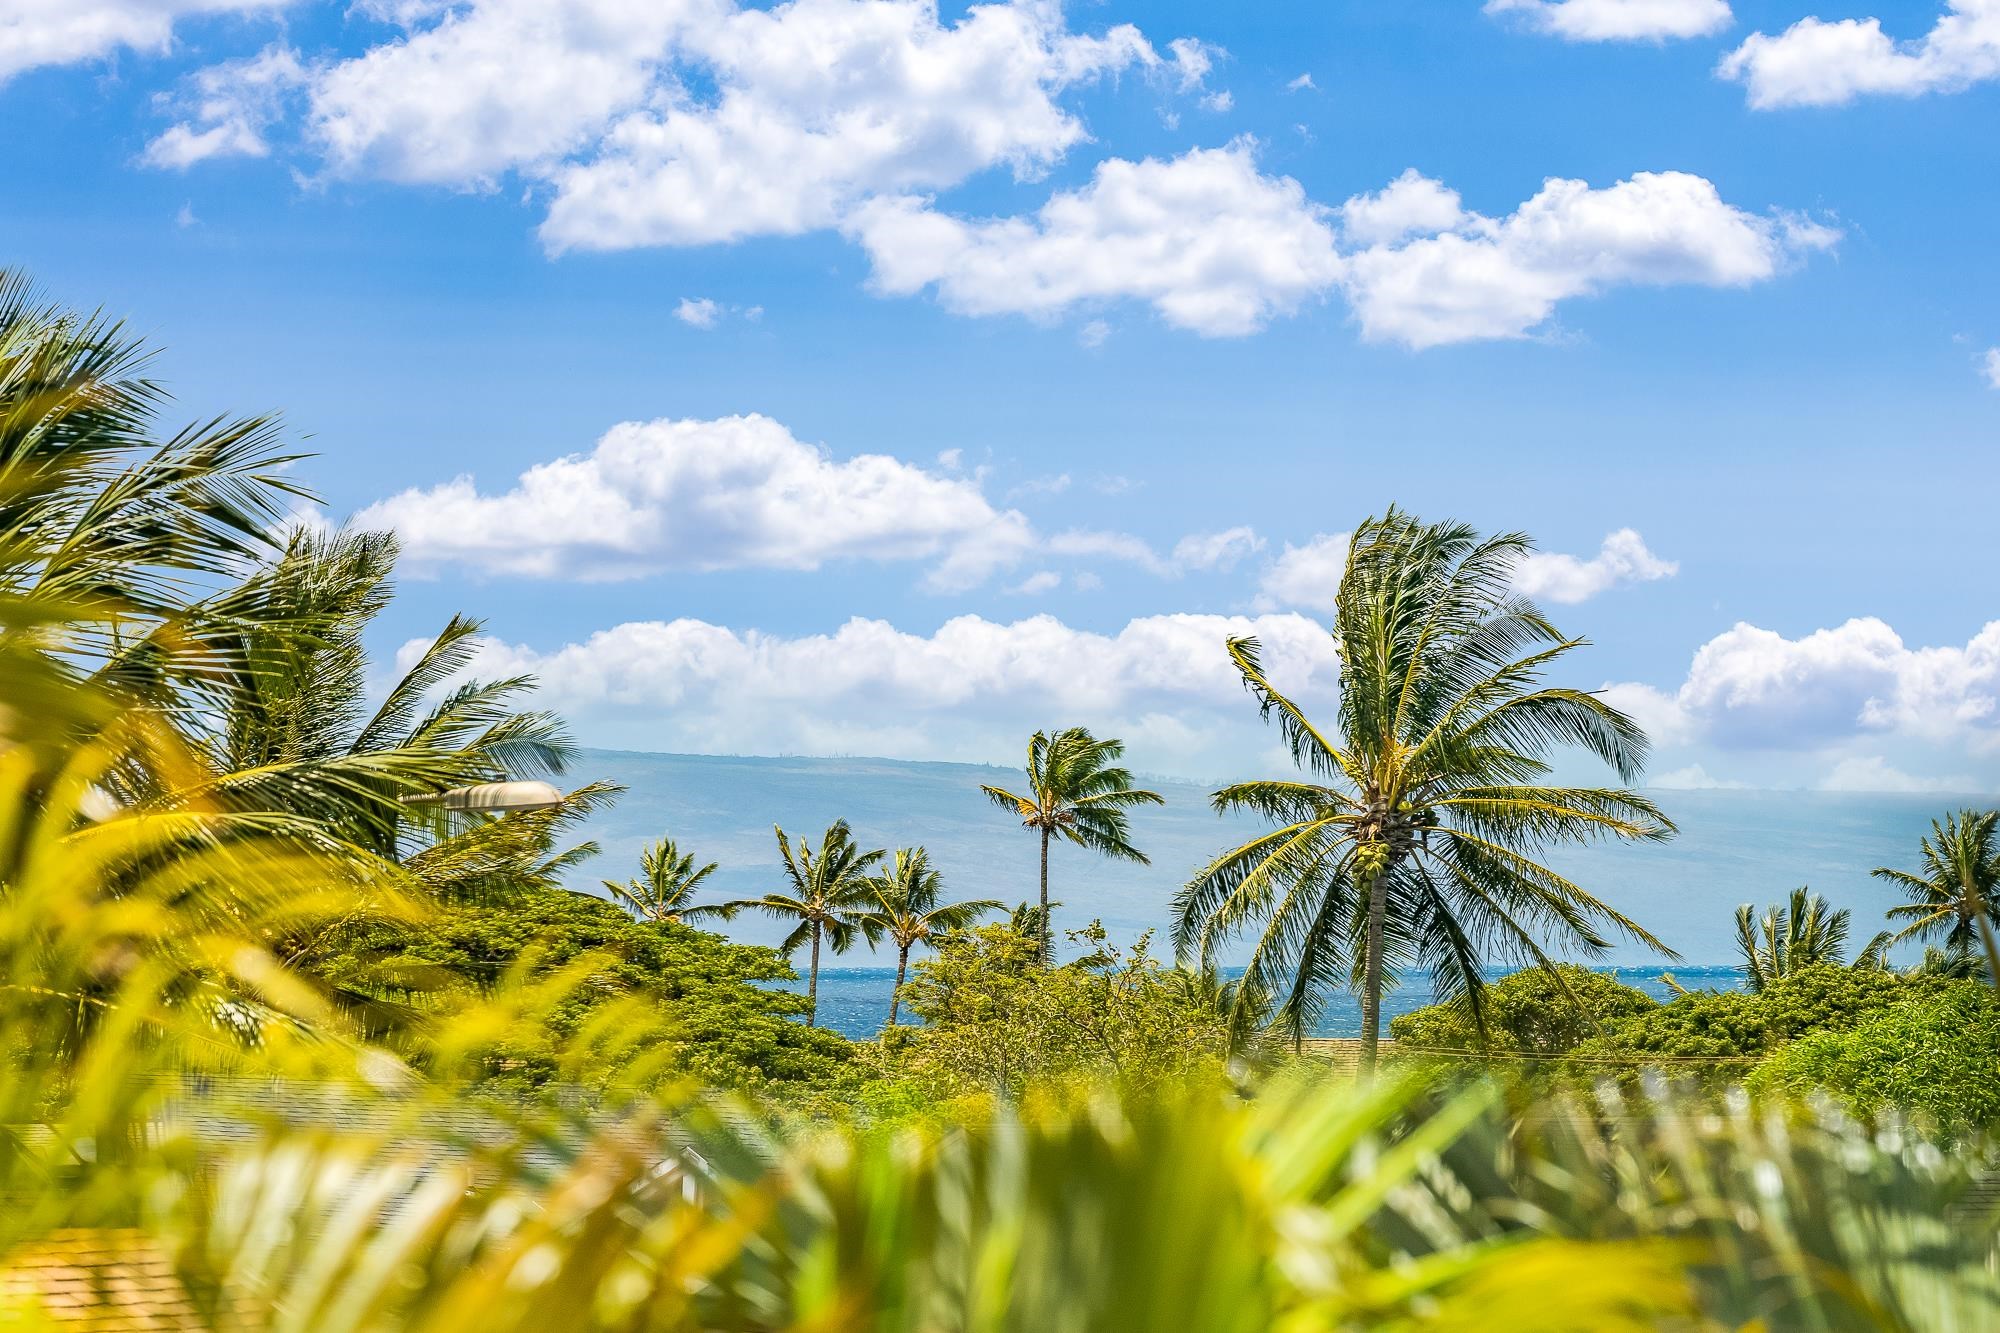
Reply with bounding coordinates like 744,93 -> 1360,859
1984,346 -> 2000,387
1257,528 -> 1675,613
1255,533 -> 1351,613
1649,763 -> 1749,790
141,42 -> 306,168
1285,72 -> 1315,91
1610,617 -> 2000,753
1338,171 -> 1839,348
131,3 -> 1831,346
844,139 -> 1344,337
1171,526 -> 1264,572
1818,755 -> 1976,793
1485,0 -> 1733,43
1720,1 -> 2000,108
355,413 -> 1038,589
355,412 -> 1246,590
1512,529 -> 1677,603
1338,168 -> 1468,247
446,610 -> 1339,770
0,0 -> 285,85
673,297 -> 721,329
1006,571 -> 1062,596
152,0 -> 1204,246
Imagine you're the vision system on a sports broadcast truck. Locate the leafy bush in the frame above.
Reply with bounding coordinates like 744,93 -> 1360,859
1574,963 -> 1921,1062
1748,982 -> 2000,1134
1389,964 -> 1657,1054
301,885 -> 853,1093
876,920 -> 1232,1106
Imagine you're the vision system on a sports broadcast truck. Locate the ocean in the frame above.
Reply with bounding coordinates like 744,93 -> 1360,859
564,749 -> 1992,1039
772,965 -> 1749,1042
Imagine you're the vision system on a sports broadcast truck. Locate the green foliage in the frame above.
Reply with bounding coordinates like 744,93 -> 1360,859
1389,964 -> 1657,1054
877,919 -> 1233,1106
299,884 -> 852,1094
1749,982 -> 2000,1135
1575,963 -> 1922,1062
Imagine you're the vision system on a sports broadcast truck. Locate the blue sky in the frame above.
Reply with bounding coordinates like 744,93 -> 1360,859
5,0 -> 2000,790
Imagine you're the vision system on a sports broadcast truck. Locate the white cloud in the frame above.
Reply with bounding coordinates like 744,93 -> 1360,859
1611,617 -> 2000,752
144,0 -> 1221,249
1649,763 -> 1749,790
1006,571 -> 1062,596
1255,532 -> 1351,613
449,610 -> 1339,771
1285,72 -> 1315,91
1983,347 -> 2000,387
673,297 -> 721,329
1512,528 -> 1677,603
1077,319 -> 1111,348
1339,169 -> 1468,247
1486,0 -> 1733,43
174,202 -> 199,228
1170,526 -> 1264,573
0,0 -> 285,85
845,138 -> 1344,337
1199,89 -> 1234,112
355,412 -> 1239,590
1819,755 -> 1974,793
356,413 -> 1038,589
142,43 -> 305,168
1008,473 -> 1072,498
1257,528 -> 1673,613
1339,170 -> 1838,348
1720,2 -> 2000,109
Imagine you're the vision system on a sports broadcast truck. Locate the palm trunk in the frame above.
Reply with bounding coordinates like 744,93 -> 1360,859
807,923 -> 822,1027
1975,906 -> 2000,995
1359,871 -> 1388,1080
1038,823 -> 1052,967
889,945 -> 910,1026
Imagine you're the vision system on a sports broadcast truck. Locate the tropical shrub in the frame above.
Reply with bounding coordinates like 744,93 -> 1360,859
1749,982 -> 2000,1135
1389,964 -> 1657,1054
300,885 -> 852,1093
878,920 -> 1233,1106
1573,963 -> 1925,1062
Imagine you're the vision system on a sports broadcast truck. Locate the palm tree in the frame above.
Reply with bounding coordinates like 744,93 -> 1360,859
862,848 -> 1001,1025
725,821 -> 884,1025
1734,887 -> 1864,991
981,728 -> 1163,964
1874,809 -> 2000,986
1174,509 -> 1676,1075
603,837 -> 726,924
179,526 -> 578,863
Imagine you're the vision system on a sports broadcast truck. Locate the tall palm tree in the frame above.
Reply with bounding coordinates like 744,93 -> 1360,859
981,728 -> 1163,964
1734,887 -> 1864,992
603,837 -> 726,924
1874,809 -> 2000,986
725,821 -> 884,1025
862,847 -> 1001,1025
1174,509 -> 1676,1075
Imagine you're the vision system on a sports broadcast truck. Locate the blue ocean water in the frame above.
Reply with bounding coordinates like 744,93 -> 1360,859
776,965 -> 1749,1041
564,749 -> 1994,1039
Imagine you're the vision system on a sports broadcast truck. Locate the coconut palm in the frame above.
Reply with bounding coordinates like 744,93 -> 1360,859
862,847 -> 1001,1025
1174,509 -> 1676,1074
603,836 -> 726,924
1734,887 -> 1871,991
1874,808 -> 2000,986
177,526 -> 577,862
725,821 -> 884,1025
981,728 -> 1163,964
